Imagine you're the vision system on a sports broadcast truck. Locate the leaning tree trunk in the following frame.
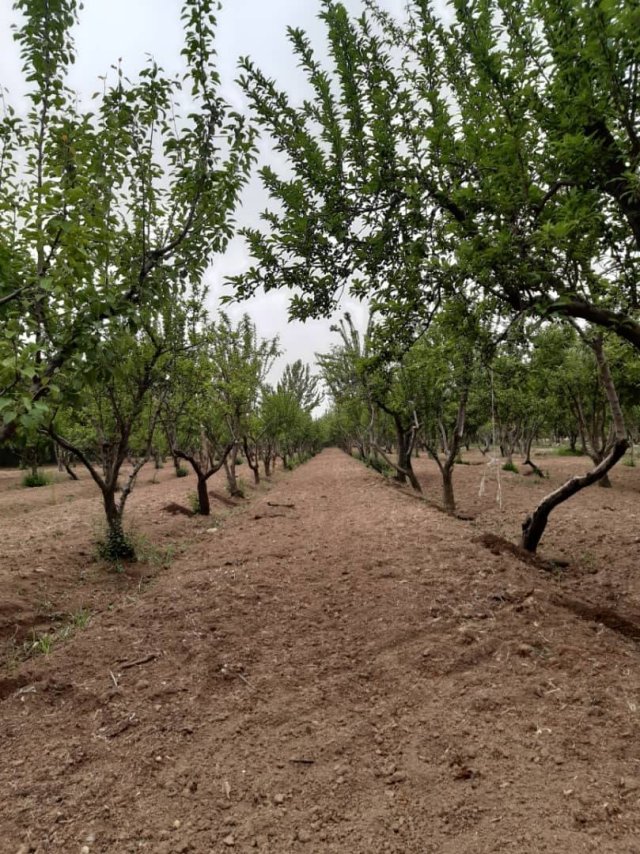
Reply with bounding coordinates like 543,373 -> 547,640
520,441 -> 628,552
521,336 -> 628,553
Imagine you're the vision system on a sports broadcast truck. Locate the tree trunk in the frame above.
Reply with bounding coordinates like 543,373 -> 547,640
394,424 -> 407,484
598,471 -> 612,488
372,441 -> 422,492
225,445 -> 242,496
442,465 -> 455,514
196,473 -> 211,516
243,438 -> 260,485
102,486 -> 135,559
523,433 -> 544,478
63,460 -> 79,481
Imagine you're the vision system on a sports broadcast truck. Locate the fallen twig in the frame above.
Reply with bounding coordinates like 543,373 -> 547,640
119,653 -> 159,670
267,501 -> 296,509
236,672 -> 254,690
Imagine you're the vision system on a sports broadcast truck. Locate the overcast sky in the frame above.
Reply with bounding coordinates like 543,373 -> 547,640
0,0 -> 411,391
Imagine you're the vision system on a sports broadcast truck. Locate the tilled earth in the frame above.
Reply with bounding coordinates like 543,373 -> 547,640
2,449 -> 640,853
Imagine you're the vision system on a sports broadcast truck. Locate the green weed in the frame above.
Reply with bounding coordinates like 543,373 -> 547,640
22,471 -> 50,488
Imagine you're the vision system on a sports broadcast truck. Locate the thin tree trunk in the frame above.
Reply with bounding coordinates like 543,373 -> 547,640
63,460 -> 79,481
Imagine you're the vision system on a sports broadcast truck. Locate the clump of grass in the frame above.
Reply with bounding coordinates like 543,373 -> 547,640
502,461 -> 519,473
29,631 -> 54,655
623,456 -> 636,467
187,491 -> 201,514
176,466 -> 189,478
70,607 -> 91,629
22,470 -> 50,488
133,533 -> 179,568
24,608 -> 92,659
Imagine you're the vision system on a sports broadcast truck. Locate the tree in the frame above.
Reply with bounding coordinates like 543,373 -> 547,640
208,313 -> 279,496
260,385 -> 320,471
277,360 -> 322,413
163,333 -> 234,517
409,302 -> 483,513
47,317 -> 176,558
0,0 -> 255,443
231,0 -> 640,352
318,314 -> 423,491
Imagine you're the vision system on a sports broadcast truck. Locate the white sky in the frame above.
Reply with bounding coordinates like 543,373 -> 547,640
0,0 -> 411,389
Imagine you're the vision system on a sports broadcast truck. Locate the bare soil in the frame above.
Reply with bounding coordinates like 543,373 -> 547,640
1,449 -> 640,853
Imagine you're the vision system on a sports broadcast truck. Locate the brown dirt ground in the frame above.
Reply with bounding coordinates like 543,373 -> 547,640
1,448 -> 640,853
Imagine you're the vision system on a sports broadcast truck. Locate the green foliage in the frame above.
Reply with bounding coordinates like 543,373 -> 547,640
176,466 -> 189,478
28,631 -> 54,656
69,608 -> 91,629
131,534 -> 179,568
187,491 -> 201,515
1,0 -> 255,442
22,470 -> 50,487
232,0 -> 640,354
502,461 -> 519,474
277,360 -> 322,412
97,526 -> 136,563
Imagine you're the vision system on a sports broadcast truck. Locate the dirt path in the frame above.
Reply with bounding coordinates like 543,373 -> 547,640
2,450 -> 640,853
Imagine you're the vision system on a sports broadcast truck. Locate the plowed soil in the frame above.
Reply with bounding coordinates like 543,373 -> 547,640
1,449 -> 640,853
